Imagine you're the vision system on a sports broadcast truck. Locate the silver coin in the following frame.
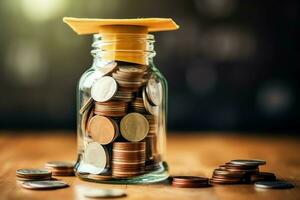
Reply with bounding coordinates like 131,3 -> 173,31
146,78 -> 162,106
142,87 -> 159,116
230,159 -> 266,166
84,188 -> 126,198
255,181 -> 294,189
97,62 -> 117,76
16,169 -> 51,176
21,180 -> 68,190
91,76 -> 117,102
80,142 -> 108,174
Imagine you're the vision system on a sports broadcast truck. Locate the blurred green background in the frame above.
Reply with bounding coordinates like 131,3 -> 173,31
0,0 -> 299,133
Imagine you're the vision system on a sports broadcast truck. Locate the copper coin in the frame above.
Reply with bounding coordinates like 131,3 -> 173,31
87,115 -> 117,145
251,172 -> 276,182
213,169 -> 245,178
172,182 -> 210,188
45,161 -> 74,169
172,176 -> 208,184
172,176 -> 210,188
210,178 -> 242,184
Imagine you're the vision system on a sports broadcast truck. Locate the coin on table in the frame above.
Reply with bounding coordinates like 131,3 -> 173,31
120,113 -> 149,142
21,180 -> 69,190
230,159 -> 266,166
146,78 -> 162,106
91,76 -> 118,102
45,161 -> 74,169
82,142 -> 108,174
255,181 -> 294,189
16,169 -> 52,178
87,115 -> 118,145
45,161 -> 75,176
84,188 -> 126,198
172,176 -> 210,188
251,172 -> 276,182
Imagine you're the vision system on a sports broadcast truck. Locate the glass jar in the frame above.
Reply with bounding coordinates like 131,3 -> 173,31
75,32 -> 169,184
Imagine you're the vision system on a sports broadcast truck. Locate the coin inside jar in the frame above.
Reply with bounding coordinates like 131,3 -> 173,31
80,142 -> 108,174
146,78 -> 162,106
120,113 -> 149,142
87,115 -> 118,145
143,87 -> 159,116
91,76 -> 118,102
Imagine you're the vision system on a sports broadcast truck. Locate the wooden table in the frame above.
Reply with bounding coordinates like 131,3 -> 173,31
0,131 -> 299,200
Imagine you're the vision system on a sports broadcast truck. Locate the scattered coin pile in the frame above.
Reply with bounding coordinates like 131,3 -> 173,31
16,169 -> 52,182
172,176 -> 210,188
210,159 -> 276,184
79,61 -> 163,179
21,180 -> 69,190
16,161 -> 74,190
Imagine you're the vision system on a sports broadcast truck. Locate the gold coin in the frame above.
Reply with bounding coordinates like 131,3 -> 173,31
120,113 -> 149,142
87,115 -> 117,145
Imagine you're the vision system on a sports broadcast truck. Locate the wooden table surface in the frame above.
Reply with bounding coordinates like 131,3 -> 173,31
0,131 -> 299,200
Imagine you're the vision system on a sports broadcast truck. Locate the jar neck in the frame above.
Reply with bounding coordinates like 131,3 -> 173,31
91,30 -> 156,67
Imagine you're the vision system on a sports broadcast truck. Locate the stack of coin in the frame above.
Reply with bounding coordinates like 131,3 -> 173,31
112,65 -> 148,92
144,114 -> 158,135
172,176 -> 210,188
112,142 -> 146,178
250,172 -> 276,183
113,90 -> 134,102
94,101 -> 128,117
16,169 -> 52,181
210,169 -> 245,184
210,159 -> 276,184
45,161 -> 75,176
131,98 -> 147,113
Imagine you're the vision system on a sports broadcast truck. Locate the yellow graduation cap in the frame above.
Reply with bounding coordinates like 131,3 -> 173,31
63,17 -> 179,64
